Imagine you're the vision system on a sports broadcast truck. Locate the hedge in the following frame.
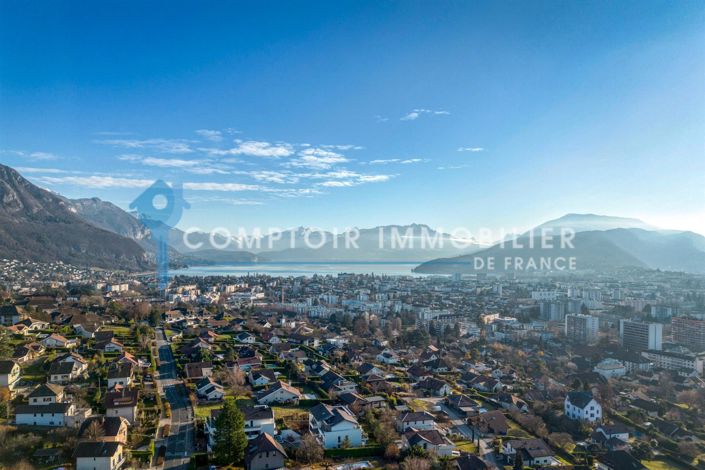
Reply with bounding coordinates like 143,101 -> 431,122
324,446 -> 384,458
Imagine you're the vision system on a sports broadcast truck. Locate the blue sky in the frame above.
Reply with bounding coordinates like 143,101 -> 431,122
1,1 -> 704,236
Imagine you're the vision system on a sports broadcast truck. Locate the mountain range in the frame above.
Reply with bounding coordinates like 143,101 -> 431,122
415,214 -> 705,274
2,164 -> 704,274
0,165 -> 149,270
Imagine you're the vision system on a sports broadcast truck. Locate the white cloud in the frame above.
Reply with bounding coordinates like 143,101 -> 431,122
207,140 -> 294,158
35,175 -> 154,188
2,150 -> 61,161
316,172 -> 393,187
142,157 -> 200,168
319,180 -> 356,187
285,148 -> 349,169
358,174 -> 393,183
189,195 -> 264,206
374,115 -> 389,123
265,187 -> 323,198
457,147 -> 485,152
16,167 -> 69,174
368,158 -> 426,165
195,129 -> 223,142
234,170 -> 301,184
320,144 -> 364,151
183,182 -> 262,191
96,138 -> 194,154
437,164 -> 470,170
400,109 -> 450,121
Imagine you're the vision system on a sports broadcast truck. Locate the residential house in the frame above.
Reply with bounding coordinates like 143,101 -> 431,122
309,403 -> 364,449
0,360 -> 21,390
357,363 -> 384,378
0,305 -> 25,326
402,428 -> 455,457
244,433 -> 287,470
15,402 -> 77,427
12,342 -> 45,363
49,360 -> 85,384
104,389 -> 139,425
467,375 -> 502,393
242,405 -> 276,439
321,370 -> 357,397
364,374 -> 393,394
304,359 -> 331,377
78,416 -> 129,444
256,381 -> 301,405
595,450 -> 647,470
249,369 -> 277,387
503,438 -> 556,467
74,441 -> 125,470
28,383 -> 64,405
376,349 -> 400,365
396,411 -> 436,432
97,338 -> 124,353
235,332 -> 256,344
468,410 -> 508,438
185,361 -> 214,380
73,322 -> 101,339
107,363 -> 134,390
407,364 -> 432,382
445,394 -> 479,417
196,377 -> 225,401
455,454 -> 492,470
565,391 -> 602,423
496,393 -> 529,413
415,377 -> 451,397
41,333 -> 77,349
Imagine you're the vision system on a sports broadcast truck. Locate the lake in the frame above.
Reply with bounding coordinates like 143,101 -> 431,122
170,262 -> 430,278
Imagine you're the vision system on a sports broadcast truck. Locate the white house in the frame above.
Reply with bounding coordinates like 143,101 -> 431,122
49,360 -> 85,384
248,369 -> 277,387
396,411 -> 436,432
15,402 -> 77,427
235,332 -> 256,344
309,404 -> 363,449
74,441 -> 125,470
107,363 -> 133,390
402,428 -> 454,456
206,405 -> 276,452
28,383 -> 65,405
196,377 -> 225,401
41,333 -> 77,349
503,438 -> 556,467
565,391 -> 602,423
104,389 -> 139,425
593,358 -> 627,379
595,423 -> 630,443
0,360 -> 21,390
255,381 -> 301,405
243,405 -> 276,439
376,349 -> 400,365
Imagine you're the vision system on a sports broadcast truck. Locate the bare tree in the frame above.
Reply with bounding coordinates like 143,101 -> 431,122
83,420 -> 105,440
296,433 -> 324,464
400,457 -> 431,470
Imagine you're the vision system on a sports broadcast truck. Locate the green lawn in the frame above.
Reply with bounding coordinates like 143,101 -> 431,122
455,440 -> 478,453
194,402 -> 222,419
643,458 -> 691,470
107,326 -> 132,335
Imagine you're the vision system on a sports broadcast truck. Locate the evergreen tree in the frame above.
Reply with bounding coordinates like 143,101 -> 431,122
513,451 -> 524,470
213,398 -> 247,464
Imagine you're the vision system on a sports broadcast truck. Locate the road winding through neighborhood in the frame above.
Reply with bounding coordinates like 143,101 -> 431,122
156,328 -> 195,470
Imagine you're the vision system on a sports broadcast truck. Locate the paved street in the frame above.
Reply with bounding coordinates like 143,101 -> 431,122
155,328 -> 195,470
